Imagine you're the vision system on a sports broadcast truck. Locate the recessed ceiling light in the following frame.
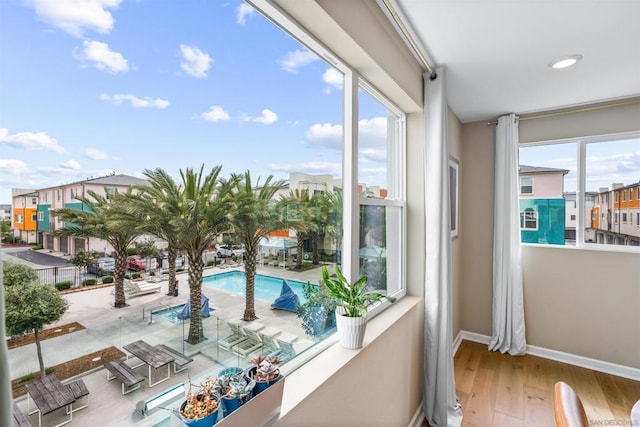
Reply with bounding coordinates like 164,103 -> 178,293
549,54 -> 583,69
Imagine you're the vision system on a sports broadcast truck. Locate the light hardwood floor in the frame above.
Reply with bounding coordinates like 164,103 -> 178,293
424,340 -> 640,426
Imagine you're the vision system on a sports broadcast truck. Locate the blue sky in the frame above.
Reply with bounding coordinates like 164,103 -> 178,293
0,0 -> 391,203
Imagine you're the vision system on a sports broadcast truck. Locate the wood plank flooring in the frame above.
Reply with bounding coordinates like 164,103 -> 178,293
425,340 -> 640,426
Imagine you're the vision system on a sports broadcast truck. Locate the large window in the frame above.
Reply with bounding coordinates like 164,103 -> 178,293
520,133 -> 640,250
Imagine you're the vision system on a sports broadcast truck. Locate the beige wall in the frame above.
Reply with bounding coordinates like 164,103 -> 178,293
460,102 -> 640,368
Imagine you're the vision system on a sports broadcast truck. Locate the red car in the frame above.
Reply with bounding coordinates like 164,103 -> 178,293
126,255 -> 157,271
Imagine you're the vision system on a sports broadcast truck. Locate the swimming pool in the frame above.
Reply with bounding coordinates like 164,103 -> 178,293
203,271 -> 308,304
152,304 -> 185,324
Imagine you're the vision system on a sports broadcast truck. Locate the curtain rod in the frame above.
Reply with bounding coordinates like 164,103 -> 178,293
379,0 -> 437,79
486,98 -> 640,125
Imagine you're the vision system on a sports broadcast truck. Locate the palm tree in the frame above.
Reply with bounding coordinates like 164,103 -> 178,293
130,168 -> 185,297
277,189 -> 313,270
226,171 -> 284,321
326,188 -> 343,264
173,165 -> 231,344
53,190 -> 140,308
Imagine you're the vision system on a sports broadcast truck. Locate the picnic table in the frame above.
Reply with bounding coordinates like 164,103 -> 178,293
123,340 -> 174,387
25,375 -> 75,427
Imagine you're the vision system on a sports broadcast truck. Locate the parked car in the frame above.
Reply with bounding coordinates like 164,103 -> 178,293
126,255 -> 157,271
215,245 -> 236,257
87,257 -> 115,276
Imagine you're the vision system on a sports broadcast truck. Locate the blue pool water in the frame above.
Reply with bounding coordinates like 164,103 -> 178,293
153,304 -> 185,324
203,271 -> 308,304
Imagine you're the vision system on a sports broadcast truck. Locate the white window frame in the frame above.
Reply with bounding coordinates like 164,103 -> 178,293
520,208 -> 538,230
520,176 -> 533,195
248,0 -> 406,316
520,130 -> 640,252
37,211 -> 44,221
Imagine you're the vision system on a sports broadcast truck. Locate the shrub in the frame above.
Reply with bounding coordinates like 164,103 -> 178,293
148,271 -> 155,276
126,248 -> 138,256
131,272 -> 141,279
20,373 -> 35,382
102,276 -> 114,284
206,260 -> 216,267
55,281 -> 73,291
45,366 -> 55,375
82,278 -> 98,286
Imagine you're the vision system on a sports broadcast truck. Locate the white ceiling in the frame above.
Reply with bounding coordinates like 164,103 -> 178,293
391,0 -> 640,123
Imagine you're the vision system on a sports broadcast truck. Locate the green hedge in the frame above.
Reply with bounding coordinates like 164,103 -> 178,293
55,281 -> 73,291
131,272 -> 141,279
102,276 -> 114,284
82,278 -> 98,286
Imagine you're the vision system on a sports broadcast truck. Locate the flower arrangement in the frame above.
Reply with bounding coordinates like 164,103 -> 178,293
248,355 -> 282,383
180,377 -> 220,421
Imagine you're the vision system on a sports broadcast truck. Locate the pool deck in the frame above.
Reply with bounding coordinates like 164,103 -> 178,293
6,251 -> 324,426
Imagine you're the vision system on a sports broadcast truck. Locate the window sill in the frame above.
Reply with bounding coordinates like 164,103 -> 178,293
277,296 -> 422,418
521,242 -> 640,254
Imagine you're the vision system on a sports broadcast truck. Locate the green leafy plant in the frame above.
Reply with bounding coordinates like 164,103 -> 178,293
102,276 -> 114,284
296,281 -> 336,337
54,281 -> 73,291
213,374 -> 255,399
82,278 -> 98,286
321,265 -> 394,318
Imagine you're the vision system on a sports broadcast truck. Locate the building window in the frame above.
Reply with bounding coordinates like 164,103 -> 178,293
570,214 -> 576,220
31,213 -> 37,222
637,213 -> 639,226
105,187 -> 115,199
37,211 -> 44,221
57,189 -> 61,201
520,134 -> 640,250
520,177 -> 533,194
623,213 -> 627,223
31,197 -> 37,204
520,208 -> 538,230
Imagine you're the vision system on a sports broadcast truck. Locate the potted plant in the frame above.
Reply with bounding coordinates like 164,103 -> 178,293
296,281 -> 336,338
247,355 -> 282,394
321,265 -> 394,349
178,377 -> 221,427
213,373 -> 256,417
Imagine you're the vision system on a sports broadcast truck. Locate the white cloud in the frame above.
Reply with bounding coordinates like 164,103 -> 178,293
254,109 -> 278,125
236,3 -> 255,25
79,40 -> 129,73
359,117 -> 388,138
322,68 -> 343,90
85,148 -> 109,160
61,159 -> 81,170
0,159 -> 30,175
359,148 -> 387,162
201,106 -> 230,122
180,44 -> 212,78
99,93 -> 169,109
306,123 -> 342,141
278,49 -> 318,73
27,0 -> 122,37
0,128 -> 65,153
267,161 -> 341,176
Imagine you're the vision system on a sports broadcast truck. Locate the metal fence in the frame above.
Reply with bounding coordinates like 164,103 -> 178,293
35,265 -> 83,286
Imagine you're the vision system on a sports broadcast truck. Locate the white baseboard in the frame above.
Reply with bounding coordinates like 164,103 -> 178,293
454,330 -> 640,381
408,404 -> 424,427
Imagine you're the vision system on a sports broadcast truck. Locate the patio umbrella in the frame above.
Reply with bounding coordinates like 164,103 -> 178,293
259,236 -> 297,268
359,245 -> 386,259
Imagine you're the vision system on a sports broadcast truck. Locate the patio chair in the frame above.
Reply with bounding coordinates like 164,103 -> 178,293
275,333 -> 298,362
231,322 -> 266,357
257,327 -> 282,357
217,318 -> 248,351
124,279 -> 161,297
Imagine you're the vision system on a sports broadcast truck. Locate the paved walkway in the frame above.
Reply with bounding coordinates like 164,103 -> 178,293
5,248 -> 322,426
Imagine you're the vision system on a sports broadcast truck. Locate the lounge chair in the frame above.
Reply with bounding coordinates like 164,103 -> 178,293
256,327 -> 282,357
275,332 -> 298,362
124,279 -> 161,297
217,318 -> 248,351
232,322 -> 266,357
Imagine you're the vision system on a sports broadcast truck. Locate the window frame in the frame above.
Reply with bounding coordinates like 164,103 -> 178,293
520,130 -> 640,252
520,176 -> 533,195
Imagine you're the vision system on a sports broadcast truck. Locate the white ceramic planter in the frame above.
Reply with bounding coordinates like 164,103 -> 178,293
335,308 -> 367,349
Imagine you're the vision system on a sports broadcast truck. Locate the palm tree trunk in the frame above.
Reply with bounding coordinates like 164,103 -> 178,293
167,246 -> 177,296
34,329 -> 45,378
113,250 -> 127,308
243,245 -> 257,321
186,252 -> 204,344
296,236 -> 304,269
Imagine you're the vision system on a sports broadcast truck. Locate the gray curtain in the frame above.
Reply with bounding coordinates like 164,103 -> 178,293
423,68 -> 463,427
489,113 -> 527,355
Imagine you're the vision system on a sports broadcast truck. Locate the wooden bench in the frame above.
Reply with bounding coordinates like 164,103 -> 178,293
12,403 -> 31,427
65,379 -> 89,413
154,344 -> 193,373
104,359 -> 145,395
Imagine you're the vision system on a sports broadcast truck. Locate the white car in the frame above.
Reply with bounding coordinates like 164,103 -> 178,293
215,245 -> 244,258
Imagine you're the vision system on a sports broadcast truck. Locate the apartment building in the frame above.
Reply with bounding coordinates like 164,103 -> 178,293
13,174 -> 148,255
11,189 -> 38,244
591,182 -> 640,246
